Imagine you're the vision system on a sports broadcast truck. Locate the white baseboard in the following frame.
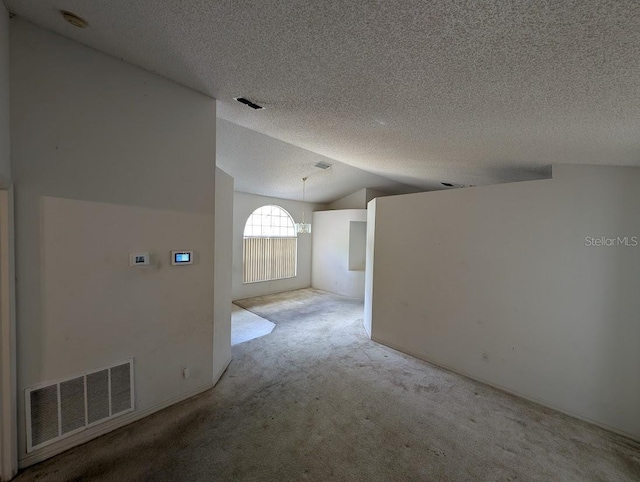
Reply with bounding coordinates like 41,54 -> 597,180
371,335 -> 640,443
18,382 -> 214,470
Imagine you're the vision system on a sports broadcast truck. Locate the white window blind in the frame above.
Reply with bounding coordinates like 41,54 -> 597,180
243,205 -> 297,283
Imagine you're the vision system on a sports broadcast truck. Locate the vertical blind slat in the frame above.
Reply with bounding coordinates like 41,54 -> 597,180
243,237 -> 297,283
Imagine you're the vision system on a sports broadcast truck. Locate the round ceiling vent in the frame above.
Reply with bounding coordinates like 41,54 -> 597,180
61,10 -> 88,28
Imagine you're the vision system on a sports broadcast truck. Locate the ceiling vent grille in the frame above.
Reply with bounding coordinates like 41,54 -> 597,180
25,359 -> 134,453
314,161 -> 332,170
234,97 -> 264,110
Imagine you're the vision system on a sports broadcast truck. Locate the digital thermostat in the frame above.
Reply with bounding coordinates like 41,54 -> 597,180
129,252 -> 150,266
171,251 -> 193,265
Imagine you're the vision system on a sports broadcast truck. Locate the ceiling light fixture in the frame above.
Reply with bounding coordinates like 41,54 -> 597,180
61,10 -> 88,28
295,177 -> 311,235
234,97 -> 264,110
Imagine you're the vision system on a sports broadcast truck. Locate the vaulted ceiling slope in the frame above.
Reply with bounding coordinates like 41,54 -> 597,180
7,1 -> 640,189
217,119 -> 421,203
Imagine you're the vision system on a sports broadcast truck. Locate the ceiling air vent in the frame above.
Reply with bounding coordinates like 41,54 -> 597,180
61,10 -> 88,28
25,359 -> 134,453
314,161 -> 332,170
234,97 -> 264,110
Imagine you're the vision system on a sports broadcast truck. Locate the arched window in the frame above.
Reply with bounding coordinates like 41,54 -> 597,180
243,205 -> 297,283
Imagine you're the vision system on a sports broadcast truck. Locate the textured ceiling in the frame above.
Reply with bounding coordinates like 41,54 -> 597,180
6,0 -> 640,189
217,119 -> 421,203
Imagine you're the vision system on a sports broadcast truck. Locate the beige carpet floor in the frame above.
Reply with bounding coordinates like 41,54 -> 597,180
15,288 -> 640,481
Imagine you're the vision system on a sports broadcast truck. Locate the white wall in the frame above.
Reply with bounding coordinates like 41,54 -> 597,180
11,20 -> 217,465
366,164 -> 640,440
348,220 -> 367,271
328,189 -> 367,210
328,188 -> 392,210
0,6 -> 9,183
232,192 -> 325,301
214,168 -> 233,382
312,209 -> 367,299
365,189 -> 390,204
363,201 -> 376,337
0,6 -> 13,480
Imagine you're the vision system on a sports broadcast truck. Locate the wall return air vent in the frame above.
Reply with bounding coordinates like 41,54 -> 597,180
25,359 -> 134,453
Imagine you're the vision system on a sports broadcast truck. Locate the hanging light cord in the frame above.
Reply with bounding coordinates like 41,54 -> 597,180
301,177 -> 308,224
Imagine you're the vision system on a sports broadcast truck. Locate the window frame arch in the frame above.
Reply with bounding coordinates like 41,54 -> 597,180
242,205 -> 298,283
243,204 -> 297,239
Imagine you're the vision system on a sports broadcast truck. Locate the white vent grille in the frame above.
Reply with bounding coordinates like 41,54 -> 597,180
26,359 -> 134,453
314,161 -> 332,170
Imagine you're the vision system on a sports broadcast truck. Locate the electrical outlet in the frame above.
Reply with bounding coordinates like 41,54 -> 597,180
482,352 -> 489,362
182,366 -> 190,379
